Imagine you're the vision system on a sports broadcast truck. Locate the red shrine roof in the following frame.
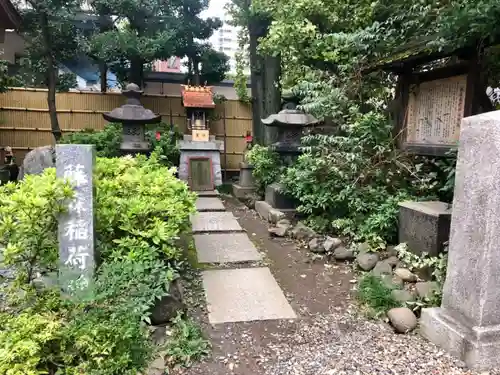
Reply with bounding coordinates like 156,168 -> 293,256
181,85 -> 216,109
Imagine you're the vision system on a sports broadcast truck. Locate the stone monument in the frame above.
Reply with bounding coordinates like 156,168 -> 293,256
255,95 -> 319,222
233,131 -> 256,199
420,111 -> 500,370
178,85 -> 224,191
56,144 -> 96,297
103,83 -> 161,155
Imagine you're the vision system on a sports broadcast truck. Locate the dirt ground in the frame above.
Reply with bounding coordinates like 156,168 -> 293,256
175,195 -> 355,375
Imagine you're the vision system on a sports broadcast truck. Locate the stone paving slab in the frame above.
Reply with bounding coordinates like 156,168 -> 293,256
202,267 -> 297,324
194,233 -> 262,263
195,197 -> 226,212
191,212 -> 243,233
195,190 -> 219,197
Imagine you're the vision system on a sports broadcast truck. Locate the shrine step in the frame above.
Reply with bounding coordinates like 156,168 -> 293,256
194,233 -> 262,264
195,190 -> 219,197
202,267 -> 297,324
195,197 -> 226,212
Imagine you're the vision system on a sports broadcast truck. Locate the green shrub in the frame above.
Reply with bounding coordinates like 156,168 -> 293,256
245,144 -> 283,195
0,154 -> 200,374
0,170 -> 72,285
93,259 -> 177,323
357,274 -> 400,317
60,123 -> 123,158
146,123 -> 183,167
0,312 -> 64,375
164,313 -> 211,370
282,111 -> 440,246
94,154 -> 196,263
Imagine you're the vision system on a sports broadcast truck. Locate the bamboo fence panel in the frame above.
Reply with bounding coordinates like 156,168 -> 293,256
0,88 -> 253,170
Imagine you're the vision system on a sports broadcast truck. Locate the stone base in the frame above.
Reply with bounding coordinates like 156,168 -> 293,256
255,200 -> 296,224
398,201 -> 451,256
265,183 -> 297,210
420,307 -> 500,370
232,183 -> 256,199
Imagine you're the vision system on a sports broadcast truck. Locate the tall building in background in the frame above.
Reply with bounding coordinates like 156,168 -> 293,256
203,3 -> 249,76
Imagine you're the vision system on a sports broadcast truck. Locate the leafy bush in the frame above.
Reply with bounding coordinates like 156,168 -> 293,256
164,314 -> 211,370
0,312 -> 63,374
94,154 -> 196,263
245,144 -> 283,195
60,123 -> 123,158
93,259 -> 177,323
0,154 -> 201,375
357,274 -> 401,317
282,110 -> 441,246
0,170 -> 72,285
146,123 -> 183,168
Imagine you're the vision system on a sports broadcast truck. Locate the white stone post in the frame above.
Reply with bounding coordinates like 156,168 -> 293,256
420,111 -> 500,370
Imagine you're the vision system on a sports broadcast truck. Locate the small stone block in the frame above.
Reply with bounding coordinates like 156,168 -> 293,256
195,197 -> 225,212
194,233 -> 262,263
191,212 -> 243,233
265,183 -> 297,210
202,267 -> 297,323
255,200 -> 296,223
196,190 -> 219,197
398,201 -> 451,256
232,183 -> 256,199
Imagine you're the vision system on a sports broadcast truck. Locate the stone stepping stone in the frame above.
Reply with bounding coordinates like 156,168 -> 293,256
191,212 -> 243,233
195,197 -> 225,212
202,267 -> 297,324
194,233 -> 262,263
195,190 -> 219,197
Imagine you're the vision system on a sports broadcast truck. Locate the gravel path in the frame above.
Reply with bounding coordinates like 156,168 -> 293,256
177,196 -> 499,375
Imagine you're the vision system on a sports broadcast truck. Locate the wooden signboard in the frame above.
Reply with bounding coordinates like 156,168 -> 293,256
188,158 -> 213,191
404,74 -> 467,154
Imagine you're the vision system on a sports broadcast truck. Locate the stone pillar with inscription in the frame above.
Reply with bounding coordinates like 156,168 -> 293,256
420,111 -> 500,370
56,144 -> 96,296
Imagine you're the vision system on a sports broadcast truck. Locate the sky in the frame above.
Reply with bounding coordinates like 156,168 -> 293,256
201,0 -> 230,20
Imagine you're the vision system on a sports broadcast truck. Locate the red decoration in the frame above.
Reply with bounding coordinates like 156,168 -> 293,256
245,134 -> 253,143
155,132 -> 161,141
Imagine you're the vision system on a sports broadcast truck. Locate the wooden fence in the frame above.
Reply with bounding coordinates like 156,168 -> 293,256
0,87 -> 253,171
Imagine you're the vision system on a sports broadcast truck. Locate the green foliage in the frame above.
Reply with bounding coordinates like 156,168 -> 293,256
60,123 -> 123,158
93,259 -> 177,323
245,145 -> 283,195
396,243 -> 448,286
0,60 -> 16,93
233,30 -> 251,103
357,274 -> 400,317
0,153 -> 202,374
146,124 -> 183,168
163,313 -> 211,371
282,105 -> 440,245
61,303 -> 153,375
94,154 -> 196,263
0,312 -> 63,375
0,170 -> 73,285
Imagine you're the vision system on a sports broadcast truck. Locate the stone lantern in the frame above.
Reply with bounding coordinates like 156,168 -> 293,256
255,95 -> 320,221
103,83 -> 161,155
262,95 -> 319,165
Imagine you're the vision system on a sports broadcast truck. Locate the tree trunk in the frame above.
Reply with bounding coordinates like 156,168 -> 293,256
263,54 -> 281,145
41,12 -> 62,141
248,15 -> 281,145
129,56 -> 143,86
99,61 -> 107,92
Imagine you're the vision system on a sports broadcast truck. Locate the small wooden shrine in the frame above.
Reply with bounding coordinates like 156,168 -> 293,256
178,84 -> 224,191
364,38 -> 494,156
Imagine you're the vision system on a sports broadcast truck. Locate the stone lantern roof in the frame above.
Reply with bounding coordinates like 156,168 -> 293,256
261,109 -> 320,128
103,83 -> 161,124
